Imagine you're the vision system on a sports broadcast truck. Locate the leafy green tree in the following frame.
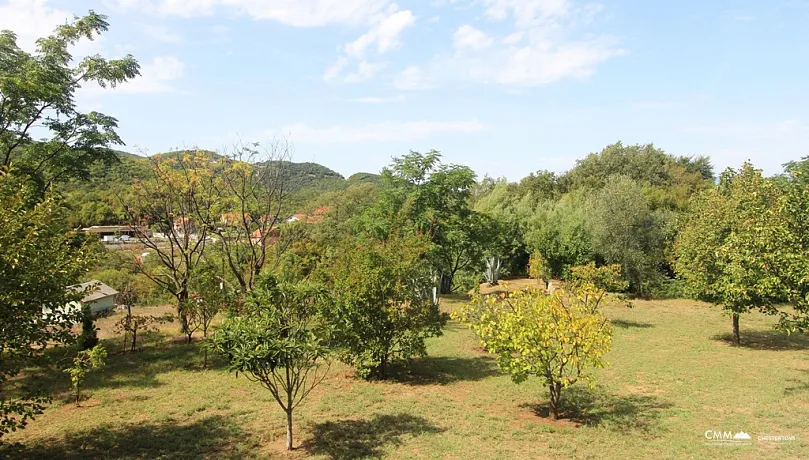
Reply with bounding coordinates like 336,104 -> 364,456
368,151 -> 490,293
523,191 -> 594,278
207,275 -> 331,450
528,251 -> 551,284
78,303 -> 99,351
675,163 -> 785,344
64,345 -> 106,406
187,267 -> 233,367
0,11 -> 139,189
564,142 -> 713,210
318,233 -> 447,379
454,288 -> 612,420
746,158 -> 809,332
588,175 -> 667,296
0,168 -> 96,437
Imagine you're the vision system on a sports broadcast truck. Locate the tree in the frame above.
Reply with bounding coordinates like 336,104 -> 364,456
770,158 -> 809,332
0,168 -> 96,437
0,11 -> 139,190
674,163 -> 785,344
563,142 -> 713,210
114,285 -> 173,352
192,141 -> 298,293
207,275 -> 331,450
454,288 -> 612,420
569,262 -> 628,294
588,176 -> 667,297
78,303 -> 99,350
522,191 -> 594,279
318,233 -> 447,379
368,151 -> 487,293
125,150 -> 214,338
187,268 -> 232,367
64,345 -> 106,406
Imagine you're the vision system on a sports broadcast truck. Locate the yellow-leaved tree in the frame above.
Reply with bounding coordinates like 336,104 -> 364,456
454,288 -> 612,419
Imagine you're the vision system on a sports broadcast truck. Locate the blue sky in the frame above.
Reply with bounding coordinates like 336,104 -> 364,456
2,0 -> 808,180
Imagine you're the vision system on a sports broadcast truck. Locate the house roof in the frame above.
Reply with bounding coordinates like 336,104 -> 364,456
70,280 -> 119,303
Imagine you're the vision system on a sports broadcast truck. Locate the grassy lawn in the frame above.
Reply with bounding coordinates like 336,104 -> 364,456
3,296 -> 809,459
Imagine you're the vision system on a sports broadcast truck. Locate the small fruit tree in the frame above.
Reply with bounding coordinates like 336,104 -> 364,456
207,275 -> 331,450
64,345 -> 107,406
454,288 -> 612,419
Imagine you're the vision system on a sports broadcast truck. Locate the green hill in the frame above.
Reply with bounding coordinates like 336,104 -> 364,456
59,150 -> 379,228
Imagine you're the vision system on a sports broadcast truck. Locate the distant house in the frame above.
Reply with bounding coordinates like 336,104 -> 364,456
284,207 -> 330,225
82,225 -> 148,242
43,281 -> 119,318
70,281 -> 119,314
250,227 -> 281,246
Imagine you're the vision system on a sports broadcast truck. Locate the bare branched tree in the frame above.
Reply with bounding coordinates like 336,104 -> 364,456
193,139 -> 300,293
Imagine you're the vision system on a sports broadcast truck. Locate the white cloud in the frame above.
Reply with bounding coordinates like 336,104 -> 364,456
453,25 -> 493,51
394,65 -> 435,90
406,0 -> 624,88
112,0 -> 392,27
323,57 -> 348,81
0,0 -> 102,55
481,0 -> 571,27
280,120 -> 486,143
349,94 -> 406,103
136,23 -> 183,43
502,31 -> 524,44
344,61 -> 387,83
344,8 -> 415,57
0,0 -> 70,50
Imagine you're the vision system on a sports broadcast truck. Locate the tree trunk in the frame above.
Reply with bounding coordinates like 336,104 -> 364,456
732,313 -> 740,345
131,330 -> 137,352
439,273 -> 452,295
379,356 -> 388,380
285,408 -> 293,450
548,381 -> 562,420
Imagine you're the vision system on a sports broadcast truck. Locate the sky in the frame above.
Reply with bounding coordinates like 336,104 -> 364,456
2,0 -> 808,180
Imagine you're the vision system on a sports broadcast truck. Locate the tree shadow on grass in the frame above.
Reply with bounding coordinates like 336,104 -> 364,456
388,355 -> 500,385
302,413 -> 443,459
520,386 -> 672,434
785,369 -> 809,395
1,415 -> 248,460
611,319 -> 654,329
15,334 -> 220,401
711,330 -> 809,351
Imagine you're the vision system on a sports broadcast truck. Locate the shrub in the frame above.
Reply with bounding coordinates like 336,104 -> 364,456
454,288 -> 612,419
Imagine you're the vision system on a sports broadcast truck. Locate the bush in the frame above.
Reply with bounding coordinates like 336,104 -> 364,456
454,287 -> 612,420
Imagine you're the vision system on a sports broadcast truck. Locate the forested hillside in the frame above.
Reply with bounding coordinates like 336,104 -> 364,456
58,150 -> 381,228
